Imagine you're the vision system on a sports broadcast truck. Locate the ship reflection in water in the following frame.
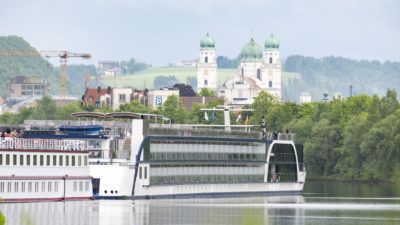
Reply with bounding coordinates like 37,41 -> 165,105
0,196 -> 305,225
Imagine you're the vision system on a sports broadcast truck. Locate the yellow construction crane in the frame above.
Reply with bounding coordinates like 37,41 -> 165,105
0,50 -> 91,105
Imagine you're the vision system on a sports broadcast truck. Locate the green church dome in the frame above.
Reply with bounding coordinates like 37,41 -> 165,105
265,34 -> 279,50
240,38 -> 263,62
200,33 -> 215,49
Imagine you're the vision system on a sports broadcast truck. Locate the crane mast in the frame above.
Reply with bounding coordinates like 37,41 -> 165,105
0,50 -> 91,105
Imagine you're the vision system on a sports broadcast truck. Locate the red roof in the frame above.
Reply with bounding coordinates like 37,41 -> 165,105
84,88 -> 113,105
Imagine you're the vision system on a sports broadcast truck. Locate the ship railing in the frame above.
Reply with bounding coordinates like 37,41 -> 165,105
0,138 -> 88,151
277,133 -> 296,141
148,124 -> 263,139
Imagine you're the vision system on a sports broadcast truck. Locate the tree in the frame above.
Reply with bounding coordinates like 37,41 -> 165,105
173,83 -> 196,96
31,95 -> 57,120
161,95 -> 187,123
250,91 -> 278,127
153,76 -> 179,90
120,58 -> 149,74
216,56 -> 240,68
186,77 -> 197,91
304,119 -> 342,177
197,88 -> 215,97
55,102 -> 82,120
118,100 -> 152,113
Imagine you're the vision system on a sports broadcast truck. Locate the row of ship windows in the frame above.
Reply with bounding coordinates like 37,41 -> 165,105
150,175 -> 265,185
0,181 -> 90,193
148,152 -> 265,161
0,154 -> 88,167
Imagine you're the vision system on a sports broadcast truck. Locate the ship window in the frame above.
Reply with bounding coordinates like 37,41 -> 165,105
22,182 -> 25,192
35,182 -> 38,192
33,155 -> 37,166
27,155 -> 30,166
139,167 -> 142,179
53,155 -> 57,166
48,182 -> 52,192
55,182 -> 58,192
144,167 -> 147,179
59,155 -> 63,166
47,155 -> 50,166
78,156 -> 82,166
0,154 -> 2,165
6,154 -> 9,165
66,156 -> 69,166
14,182 -> 18,192
84,156 -> 88,166
28,182 -> 32,192
42,182 -> 45,192
7,182 -> 11,192
72,156 -> 76,166
79,181 -> 83,191
13,155 -> 17,165
73,181 -> 77,192
40,155 -> 44,166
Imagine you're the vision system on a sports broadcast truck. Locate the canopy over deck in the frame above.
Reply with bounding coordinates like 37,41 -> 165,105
70,112 -> 170,121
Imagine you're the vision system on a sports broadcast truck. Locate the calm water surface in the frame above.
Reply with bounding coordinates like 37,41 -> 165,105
1,181 -> 400,225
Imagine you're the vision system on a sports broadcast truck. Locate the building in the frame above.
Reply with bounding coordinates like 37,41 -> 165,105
176,60 -> 197,67
111,88 -> 133,111
98,60 -> 119,72
83,87 -> 113,108
218,34 -> 281,104
197,33 -> 217,92
299,92 -> 312,104
82,87 -> 133,110
148,89 -> 179,109
7,76 -> 50,98
180,96 -> 218,112
104,68 -> 122,76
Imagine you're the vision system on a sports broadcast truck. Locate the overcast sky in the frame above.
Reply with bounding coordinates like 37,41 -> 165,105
1,0 -> 399,66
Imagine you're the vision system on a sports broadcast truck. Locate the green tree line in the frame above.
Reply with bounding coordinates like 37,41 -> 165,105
1,90 -> 400,183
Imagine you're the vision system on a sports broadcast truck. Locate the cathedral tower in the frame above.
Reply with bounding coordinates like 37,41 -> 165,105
261,34 -> 281,98
197,33 -> 217,92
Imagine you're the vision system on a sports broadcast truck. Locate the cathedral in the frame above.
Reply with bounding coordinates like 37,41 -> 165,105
197,33 -> 281,104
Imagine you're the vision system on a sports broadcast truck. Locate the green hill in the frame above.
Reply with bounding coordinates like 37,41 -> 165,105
283,55 -> 400,101
99,66 -> 301,92
99,67 -> 236,90
0,35 -> 81,98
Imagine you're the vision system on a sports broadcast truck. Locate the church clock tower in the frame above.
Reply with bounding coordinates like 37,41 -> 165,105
197,33 -> 217,92
261,34 -> 281,99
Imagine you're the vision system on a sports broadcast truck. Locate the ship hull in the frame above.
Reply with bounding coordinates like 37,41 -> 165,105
134,182 -> 304,199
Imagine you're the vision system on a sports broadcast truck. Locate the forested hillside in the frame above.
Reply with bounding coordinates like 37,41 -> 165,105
0,35 -> 80,98
283,55 -> 400,102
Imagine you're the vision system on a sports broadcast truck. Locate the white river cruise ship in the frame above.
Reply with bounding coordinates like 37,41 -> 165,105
69,112 -> 306,200
0,137 -> 92,202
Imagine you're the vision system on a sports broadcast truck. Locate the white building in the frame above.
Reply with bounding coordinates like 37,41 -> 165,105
112,88 -> 133,111
197,33 -> 217,92
148,89 -> 180,109
219,34 -> 282,103
300,92 -> 312,104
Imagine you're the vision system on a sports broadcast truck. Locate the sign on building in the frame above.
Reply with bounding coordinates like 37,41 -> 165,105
155,96 -> 163,106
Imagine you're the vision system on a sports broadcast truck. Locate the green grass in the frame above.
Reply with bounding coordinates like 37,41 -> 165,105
99,67 -> 300,90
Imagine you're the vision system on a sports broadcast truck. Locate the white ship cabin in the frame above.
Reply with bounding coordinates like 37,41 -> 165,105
0,138 -> 92,202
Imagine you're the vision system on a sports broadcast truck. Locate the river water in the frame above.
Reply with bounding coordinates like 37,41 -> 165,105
1,180 -> 400,225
